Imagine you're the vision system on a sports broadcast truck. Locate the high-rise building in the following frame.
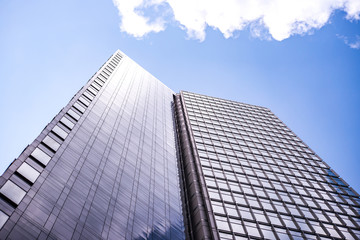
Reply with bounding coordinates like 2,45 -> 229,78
0,50 -> 359,239
174,91 -> 360,240
0,51 -> 185,239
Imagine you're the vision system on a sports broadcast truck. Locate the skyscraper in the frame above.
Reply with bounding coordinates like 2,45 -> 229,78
0,50 -> 359,239
0,50 -> 185,239
174,91 -> 360,240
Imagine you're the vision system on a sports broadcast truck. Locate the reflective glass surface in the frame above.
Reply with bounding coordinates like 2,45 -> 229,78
0,181 -> 26,205
60,116 -> 75,130
30,148 -> 51,166
181,91 -> 360,239
42,135 -> 61,152
0,211 -> 8,229
0,52 -> 185,239
16,162 -> 40,183
52,125 -> 68,140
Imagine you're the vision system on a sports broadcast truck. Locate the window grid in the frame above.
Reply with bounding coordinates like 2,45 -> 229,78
182,91 -> 360,240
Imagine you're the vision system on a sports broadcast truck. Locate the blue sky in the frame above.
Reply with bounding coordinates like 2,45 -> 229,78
0,0 -> 359,192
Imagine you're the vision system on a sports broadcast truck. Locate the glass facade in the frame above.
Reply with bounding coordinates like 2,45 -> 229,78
176,91 -> 360,240
0,51 -> 185,239
1,50 -> 359,239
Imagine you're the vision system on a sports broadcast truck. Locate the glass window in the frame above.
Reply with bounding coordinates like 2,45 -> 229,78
93,80 -> 103,88
217,179 -> 228,190
259,199 -> 274,211
224,203 -> 239,217
290,230 -> 304,240
0,181 -> 26,205
73,102 -> 86,113
0,210 -> 9,229
79,96 -> 90,107
279,192 -> 292,202
286,204 -> 301,216
299,206 -> 314,219
337,226 -> 355,239
322,223 -> 341,238
208,189 -> 221,200
215,215 -> 230,231
218,232 -> 233,239
259,224 -> 276,240
316,199 -> 330,211
266,212 -> 282,226
238,206 -> 253,220
291,194 -> 304,205
273,201 -> 288,213
275,227 -> 291,240
83,91 -> 94,101
266,189 -> 279,200
303,196 -> 318,208
221,191 -> 233,202
87,86 -> 98,95
237,175 -> 249,184
67,109 -> 81,121
253,209 -> 268,223
247,196 -> 260,208
294,217 -> 311,232
16,162 -> 40,183
281,215 -> 297,229
60,116 -> 75,130
339,215 -> 356,228
233,192 -> 246,205
244,221 -> 261,238
326,212 -> 342,225
229,182 -> 241,192
42,136 -> 61,152
52,125 -> 68,140
230,218 -> 245,234
212,202 -> 226,215
253,186 -> 267,197
30,147 -> 51,166
205,178 -> 217,188
242,185 -> 254,195
308,221 -> 326,235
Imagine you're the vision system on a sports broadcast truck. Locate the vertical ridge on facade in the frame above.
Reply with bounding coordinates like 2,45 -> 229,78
174,93 -> 220,240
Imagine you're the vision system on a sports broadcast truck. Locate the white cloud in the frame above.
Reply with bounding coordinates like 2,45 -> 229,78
112,0 -> 166,38
344,0 -> 360,20
349,40 -> 360,49
338,34 -> 360,49
112,0 -> 360,41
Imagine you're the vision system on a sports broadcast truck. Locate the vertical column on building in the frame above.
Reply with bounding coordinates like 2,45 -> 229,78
174,93 -> 219,240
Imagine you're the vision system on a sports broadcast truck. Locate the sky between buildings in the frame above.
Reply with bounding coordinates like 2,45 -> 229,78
0,0 -> 359,192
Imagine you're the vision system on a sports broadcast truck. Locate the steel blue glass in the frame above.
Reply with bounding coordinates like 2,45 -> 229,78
0,51 -> 185,239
